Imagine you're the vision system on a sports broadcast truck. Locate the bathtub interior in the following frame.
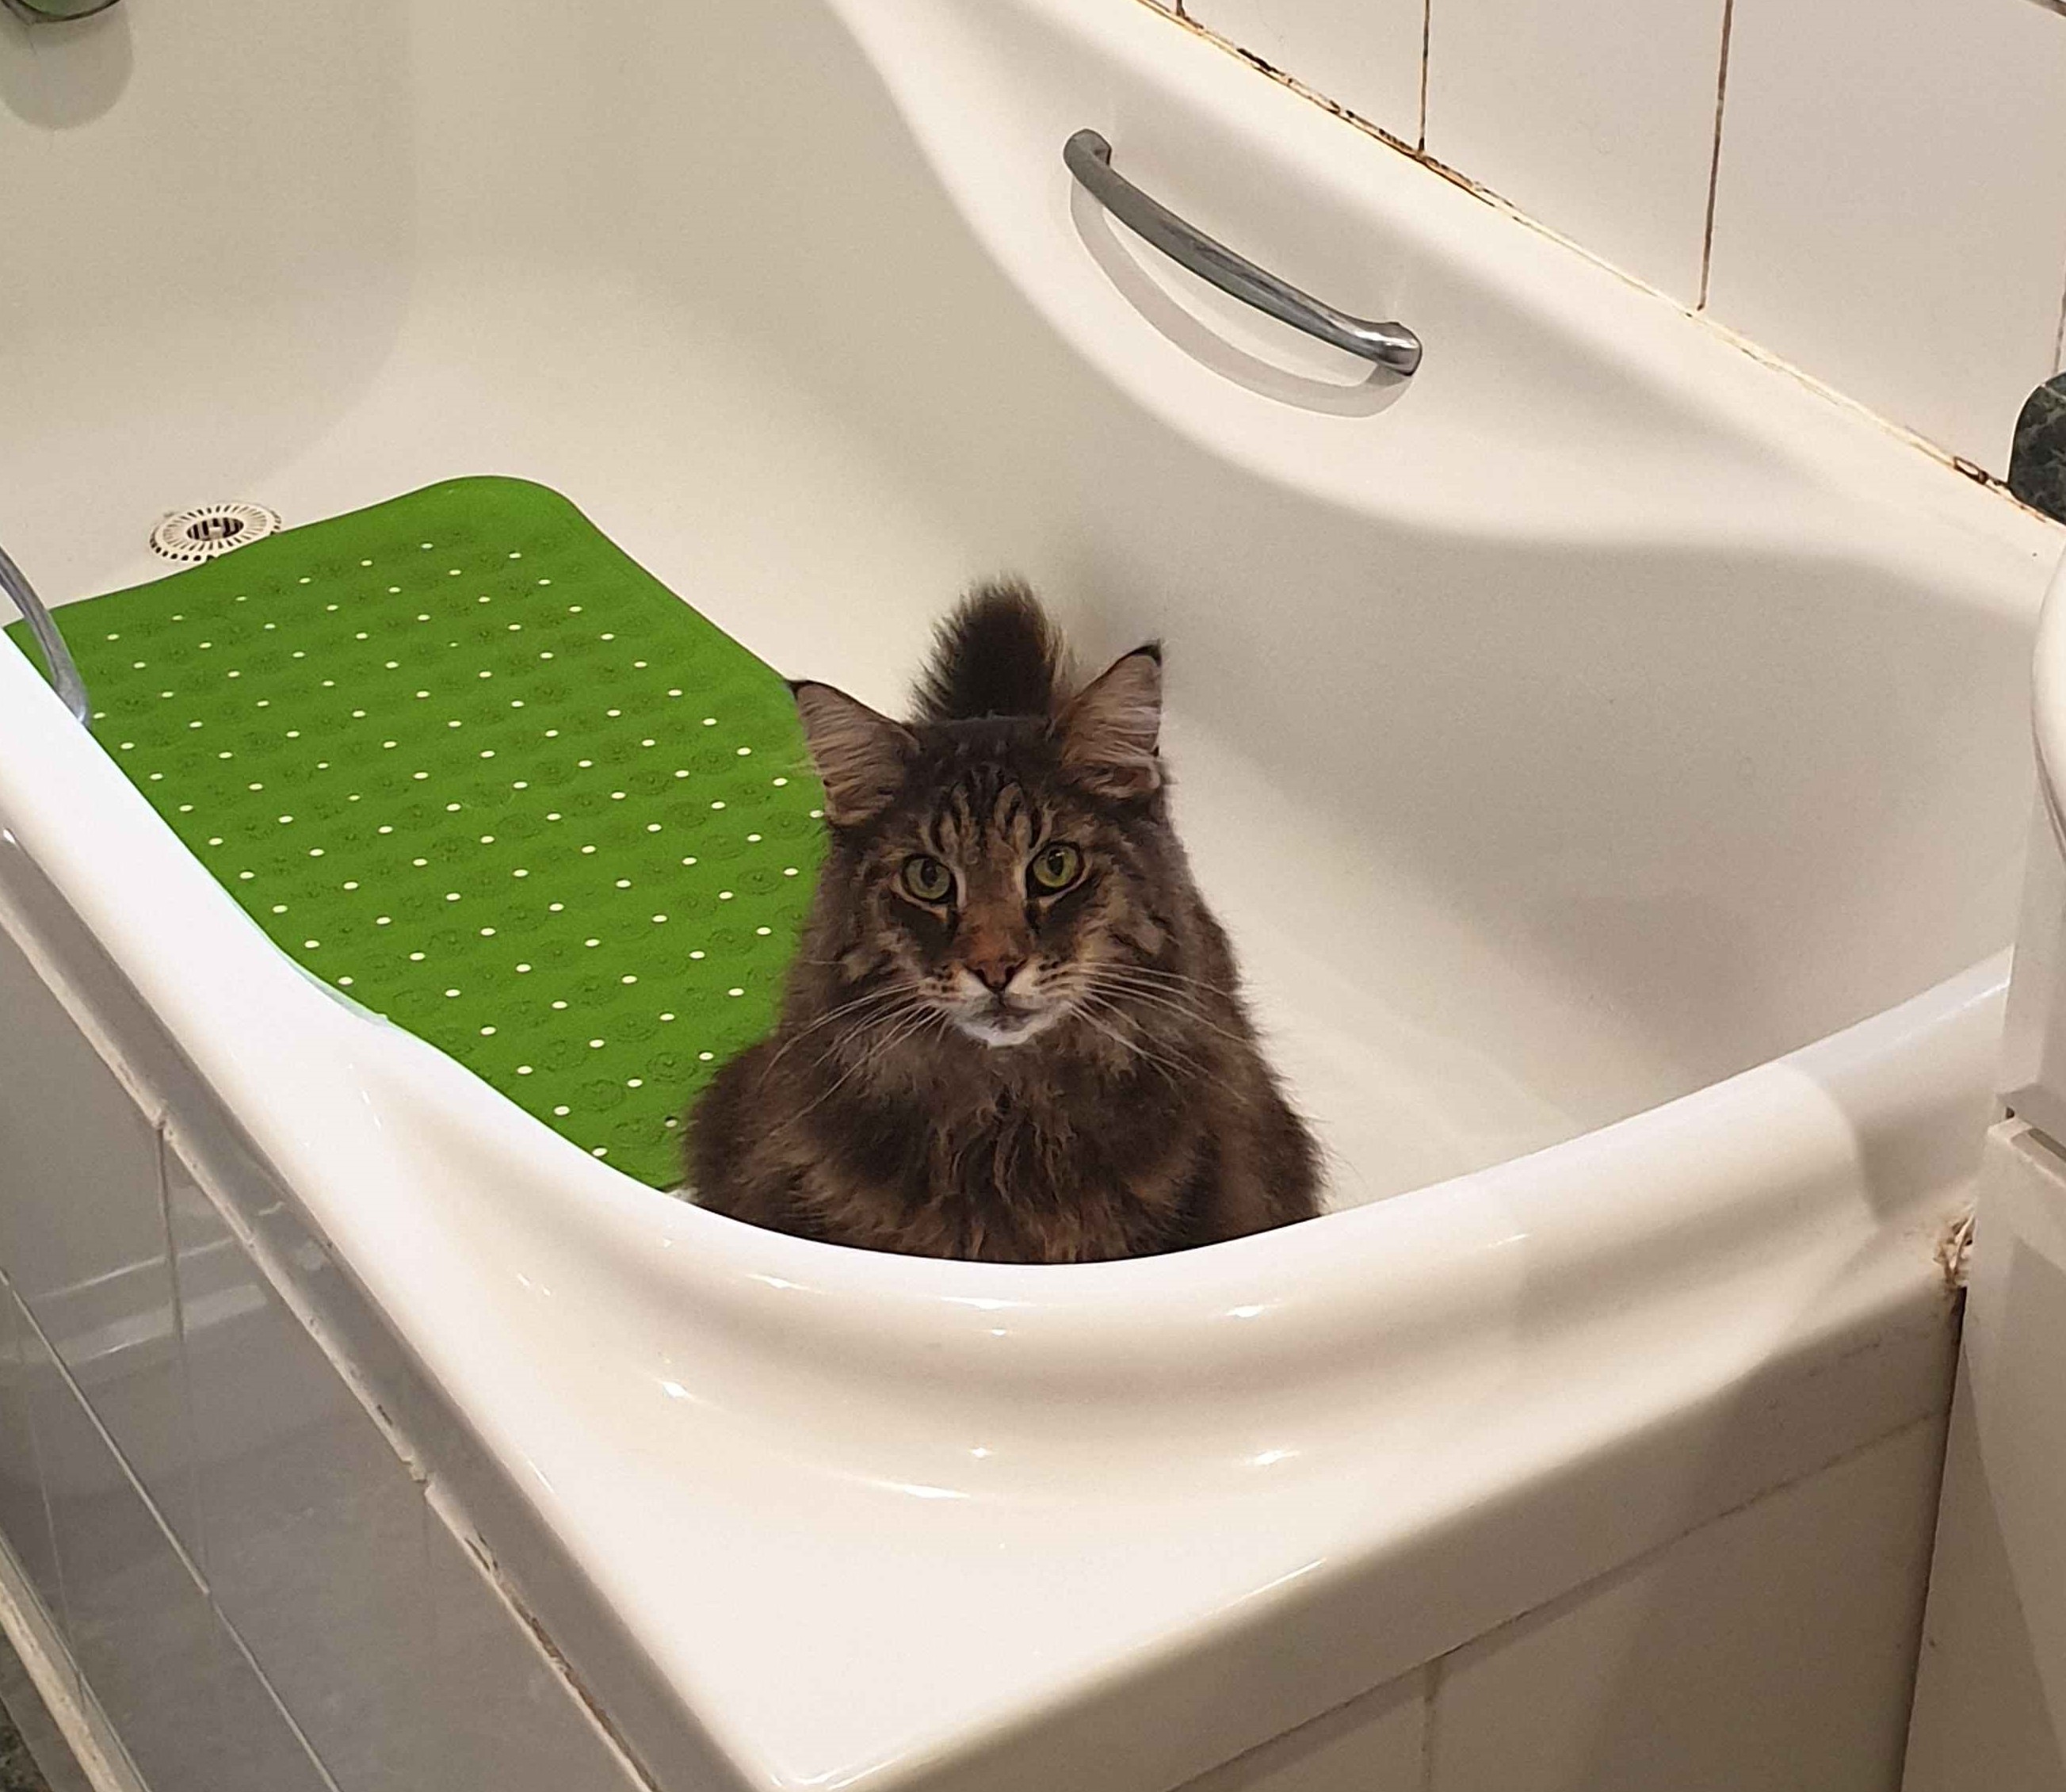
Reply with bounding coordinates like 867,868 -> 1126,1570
2,3 -> 2060,1790
0,0 -> 2049,1217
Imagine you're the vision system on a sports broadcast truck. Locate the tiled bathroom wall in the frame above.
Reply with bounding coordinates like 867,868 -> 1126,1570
1153,0 -> 2066,479
0,920 -> 641,1792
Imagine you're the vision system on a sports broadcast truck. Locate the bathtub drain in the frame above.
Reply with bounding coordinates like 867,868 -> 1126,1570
150,502 -> 281,564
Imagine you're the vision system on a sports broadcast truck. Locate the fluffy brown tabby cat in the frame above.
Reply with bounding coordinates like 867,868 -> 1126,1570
686,583 -> 1319,1262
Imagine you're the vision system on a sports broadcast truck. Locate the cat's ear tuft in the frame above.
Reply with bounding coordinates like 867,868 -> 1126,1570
790,681 -> 915,826
1057,646 -> 1163,800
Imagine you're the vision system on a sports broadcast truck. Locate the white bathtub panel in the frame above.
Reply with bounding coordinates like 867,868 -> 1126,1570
1903,1121 -> 2066,1790
167,1151 -> 449,1792
1903,1364 -> 2066,1791
0,1289 -> 67,1685
422,1513 -> 642,1792
1423,0 -> 1725,301
1180,0 -> 1424,145
1428,1417 -> 1945,1792
1178,1668 -> 1425,1792
1706,0 -> 2066,475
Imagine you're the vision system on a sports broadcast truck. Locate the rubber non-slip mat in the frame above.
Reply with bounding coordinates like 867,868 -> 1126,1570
8,478 -> 827,1187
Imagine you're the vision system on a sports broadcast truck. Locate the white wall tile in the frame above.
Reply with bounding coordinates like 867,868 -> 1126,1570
1429,1419 -> 1944,1792
168,1149 -> 448,1792
1423,0 -> 1726,302
422,1515 -> 643,1792
168,1150 -> 633,1790
14,1285 -> 327,1792
1183,0 -> 1426,146
1707,0 -> 2066,475
0,1289 -> 67,1664
1178,1668 -> 1424,1791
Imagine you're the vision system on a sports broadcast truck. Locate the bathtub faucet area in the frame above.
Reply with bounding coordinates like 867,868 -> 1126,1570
0,544 -> 87,725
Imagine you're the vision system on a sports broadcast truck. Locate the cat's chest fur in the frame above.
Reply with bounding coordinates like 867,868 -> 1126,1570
822,1062 -> 1208,1263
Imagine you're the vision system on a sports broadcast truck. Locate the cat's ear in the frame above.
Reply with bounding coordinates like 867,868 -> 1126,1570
790,681 -> 915,827
1056,645 -> 1163,800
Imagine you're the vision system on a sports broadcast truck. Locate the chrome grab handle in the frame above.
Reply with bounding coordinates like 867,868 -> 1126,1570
0,0 -> 121,20
1064,128 -> 1422,376
0,541 -> 90,725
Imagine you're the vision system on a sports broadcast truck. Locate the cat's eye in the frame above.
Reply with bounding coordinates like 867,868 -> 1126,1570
901,854 -> 953,903
1029,843 -> 1083,892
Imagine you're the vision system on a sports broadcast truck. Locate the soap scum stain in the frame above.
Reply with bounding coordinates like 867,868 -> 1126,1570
1937,1208 -> 1976,1292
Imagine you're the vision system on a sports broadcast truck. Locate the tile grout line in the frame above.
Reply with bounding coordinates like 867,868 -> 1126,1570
154,1131 -> 350,1792
11,1212 -> 339,1792
0,1283 -> 75,1706
5,1289 -> 206,1599
1417,0 -> 1433,154
1696,0 -> 1737,311
147,1128 -> 208,1584
204,1606 -> 344,1792
0,1279 -> 136,1792
2052,244 -> 2066,376
0,1535 -> 134,1792
1419,1656 -> 1442,1791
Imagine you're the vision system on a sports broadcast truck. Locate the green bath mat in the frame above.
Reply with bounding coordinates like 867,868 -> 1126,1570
9,477 -> 826,1188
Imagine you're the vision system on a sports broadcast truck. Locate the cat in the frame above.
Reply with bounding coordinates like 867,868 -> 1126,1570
685,582 -> 1319,1263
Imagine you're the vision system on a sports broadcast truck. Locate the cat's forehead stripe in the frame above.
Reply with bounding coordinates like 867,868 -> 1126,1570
921,773 -> 1048,858
993,782 -> 1039,848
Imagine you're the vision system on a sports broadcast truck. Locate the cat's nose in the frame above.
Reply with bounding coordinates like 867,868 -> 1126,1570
968,957 -> 1026,995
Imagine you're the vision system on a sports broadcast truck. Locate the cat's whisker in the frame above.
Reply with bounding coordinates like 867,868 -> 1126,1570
1083,974 -> 1251,1049
1072,1003 -> 1181,1078
1089,963 -> 1239,1008
1088,961 -> 1217,990
786,1003 -> 945,1125
1089,967 -> 1237,1011
753,984 -> 918,1083
815,996 -> 930,1062
1084,958 -> 1205,985
1065,995 -> 1144,1056
1072,992 -> 1215,1083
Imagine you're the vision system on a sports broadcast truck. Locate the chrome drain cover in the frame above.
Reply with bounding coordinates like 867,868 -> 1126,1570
150,502 -> 281,563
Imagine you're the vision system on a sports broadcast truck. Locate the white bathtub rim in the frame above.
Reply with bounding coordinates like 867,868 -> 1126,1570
2029,546 -> 2066,845
0,629 -> 1992,1346
0,629 -> 1992,1789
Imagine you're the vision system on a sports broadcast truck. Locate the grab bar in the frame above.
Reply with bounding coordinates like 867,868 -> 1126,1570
0,541 -> 90,725
0,0 -> 121,21
1064,128 -> 1423,376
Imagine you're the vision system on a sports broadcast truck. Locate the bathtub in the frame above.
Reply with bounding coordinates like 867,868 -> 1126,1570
0,0 -> 2058,1788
